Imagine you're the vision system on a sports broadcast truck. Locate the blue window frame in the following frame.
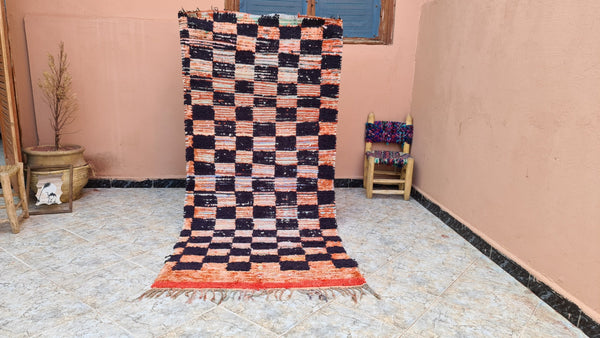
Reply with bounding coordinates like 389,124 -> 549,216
228,0 -> 394,44
315,0 -> 380,39
240,0 -> 307,16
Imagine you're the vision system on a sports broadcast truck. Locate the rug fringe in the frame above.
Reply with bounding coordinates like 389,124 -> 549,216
137,284 -> 380,304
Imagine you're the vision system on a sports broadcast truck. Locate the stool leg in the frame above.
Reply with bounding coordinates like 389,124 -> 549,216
17,163 -> 29,218
366,157 -> 375,199
363,155 -> 368,188
1,174 -> 19,234
403,158 -> 414,201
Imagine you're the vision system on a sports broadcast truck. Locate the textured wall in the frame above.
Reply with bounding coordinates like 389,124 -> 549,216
411,0 -> 600,320
7,0 -> 427,179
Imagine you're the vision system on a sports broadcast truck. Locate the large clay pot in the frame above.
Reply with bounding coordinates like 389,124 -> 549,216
23,145 -> 90,202
23,145 -> 87,167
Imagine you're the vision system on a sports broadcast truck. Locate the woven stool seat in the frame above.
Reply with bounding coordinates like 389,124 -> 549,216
365,150 -> 411,169
0,162 -> 29,233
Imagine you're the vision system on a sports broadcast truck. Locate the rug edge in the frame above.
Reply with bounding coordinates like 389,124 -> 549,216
137,284 -> 380,304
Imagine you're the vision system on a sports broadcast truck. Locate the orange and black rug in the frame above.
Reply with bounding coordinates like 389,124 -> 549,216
141,10 -> 377,303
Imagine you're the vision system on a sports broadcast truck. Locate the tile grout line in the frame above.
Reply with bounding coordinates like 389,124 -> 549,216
409,188 -> 599,336
31,308 -> 135,338
334,191 -> 479,334
334,295 -> 407,332
0,246 -> 36,271
362,233 -> 419,279
399,257 -> 479,337
62,224 -> 174,274
277,297 -> 342,336
160,304 -> 221,337
62,227 -> 96,244
218,304 -> 281,337
20,227 -> 148,318
52,228 -> 135,281
19,266 -> 117,338
515,300 -> 543,338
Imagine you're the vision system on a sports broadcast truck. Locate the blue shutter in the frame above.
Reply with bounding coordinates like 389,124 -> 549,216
315,0 -> 381,38
240,0 -> 307,16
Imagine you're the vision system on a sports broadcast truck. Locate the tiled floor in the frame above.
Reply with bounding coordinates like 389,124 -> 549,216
0,188 -> 587,337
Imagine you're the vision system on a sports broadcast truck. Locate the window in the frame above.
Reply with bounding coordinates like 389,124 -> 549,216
224,0 -> 395,44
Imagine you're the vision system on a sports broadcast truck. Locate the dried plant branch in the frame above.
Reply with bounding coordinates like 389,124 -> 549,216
38,41 -> 78,150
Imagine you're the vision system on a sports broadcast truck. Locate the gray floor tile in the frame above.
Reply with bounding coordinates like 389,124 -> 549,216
0,188 -> 587,336
165,306 -> 278,337
283,302 -> 399,337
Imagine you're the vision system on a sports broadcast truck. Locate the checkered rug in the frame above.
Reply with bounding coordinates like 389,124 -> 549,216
141,10 -> 377,303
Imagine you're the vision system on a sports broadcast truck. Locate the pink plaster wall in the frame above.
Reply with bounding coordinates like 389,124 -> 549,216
25,15 -> 185,177
7,0 -> 427,179
411,0 -> 600,320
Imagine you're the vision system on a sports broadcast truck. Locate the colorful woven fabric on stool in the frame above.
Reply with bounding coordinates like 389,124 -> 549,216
140,10 -> 378,303
365,121 -> 413,145
365,150 -> 411,169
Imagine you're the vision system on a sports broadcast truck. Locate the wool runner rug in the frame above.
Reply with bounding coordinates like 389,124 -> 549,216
141,10 -> 378,303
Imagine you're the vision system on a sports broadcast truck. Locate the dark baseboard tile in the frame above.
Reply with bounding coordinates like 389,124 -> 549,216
580,313 -> 600,337
86,178 -> 186,189
111,179 -> 153,188
333,179 -> 352,187
410,188 -> 600,337
85,179 -> 111,188
489,248 -> 530,287
90,178 -> 354,189
333,179 -> 368,188
89,178 -> 362,189
153,179 -> 187,188
334,179 -> 364,188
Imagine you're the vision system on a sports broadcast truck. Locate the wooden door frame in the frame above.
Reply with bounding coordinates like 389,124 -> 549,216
0,0 -> 22,165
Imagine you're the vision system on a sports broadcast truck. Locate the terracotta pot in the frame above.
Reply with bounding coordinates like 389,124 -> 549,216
23,145 -> 87,167
23,145 -> 89,201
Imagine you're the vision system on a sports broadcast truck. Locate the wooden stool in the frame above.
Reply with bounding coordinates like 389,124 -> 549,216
0,163 -> 29,233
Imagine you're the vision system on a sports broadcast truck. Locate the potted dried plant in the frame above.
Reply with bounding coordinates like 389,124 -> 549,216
23,42 -> 90,201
